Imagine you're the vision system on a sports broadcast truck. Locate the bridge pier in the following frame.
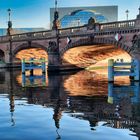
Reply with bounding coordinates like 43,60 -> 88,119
47,41 -> 62,72
48,52 -> 61,72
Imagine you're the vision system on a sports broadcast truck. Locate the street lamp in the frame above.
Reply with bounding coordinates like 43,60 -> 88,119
77,19 -> 80,26
125,9 -> 129,20
52,0 -> 59,30
7,8 -> 12,35
7,8 -> 11,21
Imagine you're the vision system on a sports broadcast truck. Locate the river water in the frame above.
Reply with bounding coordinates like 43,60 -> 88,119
0,69 -> 139,140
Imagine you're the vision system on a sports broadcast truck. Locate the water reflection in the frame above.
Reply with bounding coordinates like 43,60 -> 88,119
108,82 -> 140,138
22,73 -> 46,87
0,69 -> 139,140
108,82 -> 140,104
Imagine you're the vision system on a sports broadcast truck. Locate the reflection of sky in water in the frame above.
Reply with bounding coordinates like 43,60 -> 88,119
0,95 -> 138,140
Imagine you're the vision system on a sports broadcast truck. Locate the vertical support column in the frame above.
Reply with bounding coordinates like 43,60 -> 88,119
9,40 -> 13,67
42,73 -> 46,86
29,76 -> 34,85
108,59 -> 114,82
30,58 -> 34,76
130,59 -> 134,81
131,82 -> 140,104
134,59 -> 140,81
22,58 -> 25,74
47,41 -> 61,72
108,82 -> 114,104
22,73 -> 26,87
41,58 -> 46,74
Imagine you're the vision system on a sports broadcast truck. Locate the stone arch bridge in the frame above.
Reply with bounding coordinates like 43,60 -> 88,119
0,12 -> 140,71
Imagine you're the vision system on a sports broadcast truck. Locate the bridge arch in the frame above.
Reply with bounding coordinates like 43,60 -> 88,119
60,36 -> 136,59
60,37 -> 95,56
93,37 -> 137,58
60,36 -> 134,67
13,42 -> 48,56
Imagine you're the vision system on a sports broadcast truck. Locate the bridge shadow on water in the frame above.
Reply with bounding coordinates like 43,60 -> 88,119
0,69 -> 140,140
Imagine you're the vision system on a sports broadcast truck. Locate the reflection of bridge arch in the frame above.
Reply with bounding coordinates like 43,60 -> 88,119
13,42 -> 48,57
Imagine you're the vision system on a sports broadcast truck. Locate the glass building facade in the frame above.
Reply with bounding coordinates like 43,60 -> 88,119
60,10 -> 108,28
50,6 -> 118,28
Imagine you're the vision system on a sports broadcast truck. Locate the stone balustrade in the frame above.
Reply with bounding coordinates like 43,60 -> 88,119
0,18 -> 139,44
100,19 -> 136,31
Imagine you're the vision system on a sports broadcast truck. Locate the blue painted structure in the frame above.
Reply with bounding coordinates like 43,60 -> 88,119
108,59 -> 140,82
22,58 -> 46,75
22,74 -> 46,87
108,82 -> 140,104
21,58 -> 46,87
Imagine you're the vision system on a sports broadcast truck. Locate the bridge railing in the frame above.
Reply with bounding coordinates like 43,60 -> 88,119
59,25 -> 94,38
11,29 -> 54,41
0,36 -> 10,42
100,19 -> 136,31
0,29 -> 55,43
0,19 -> 138,43
0,26 -> 89,43
13,26 -> 88,39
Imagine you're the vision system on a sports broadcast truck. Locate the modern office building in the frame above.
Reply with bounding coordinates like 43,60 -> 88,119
50,6 -> 118,28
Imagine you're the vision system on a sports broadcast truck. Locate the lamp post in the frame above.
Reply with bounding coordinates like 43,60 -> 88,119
125,9 -> 129,20
52,0 -> 59,30
7,8 -> 12,35
8,8 -> 11,21
7,8 -> 13,66
77,19 -> 80,26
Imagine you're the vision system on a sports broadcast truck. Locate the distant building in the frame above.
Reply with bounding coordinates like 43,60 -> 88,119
50,6 -> 118,28
0,28 -> 45,36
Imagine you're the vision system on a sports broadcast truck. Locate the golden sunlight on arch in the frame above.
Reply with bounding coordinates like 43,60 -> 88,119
14,48 -> 48,62
62,45 -> 131,68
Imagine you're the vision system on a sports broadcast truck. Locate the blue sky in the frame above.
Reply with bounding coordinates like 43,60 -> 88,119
0,0 -> 139,29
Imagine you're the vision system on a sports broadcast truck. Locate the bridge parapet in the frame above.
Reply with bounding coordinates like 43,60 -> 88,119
0,36 -> 10,43
0,26 -> 91,43
0,19 -> 139,45
11,30 -> 54,42
59,26 -> 87,35
100,19 -> 136,31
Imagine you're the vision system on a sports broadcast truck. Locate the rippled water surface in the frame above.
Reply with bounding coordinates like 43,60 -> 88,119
0,69 -> 139,140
